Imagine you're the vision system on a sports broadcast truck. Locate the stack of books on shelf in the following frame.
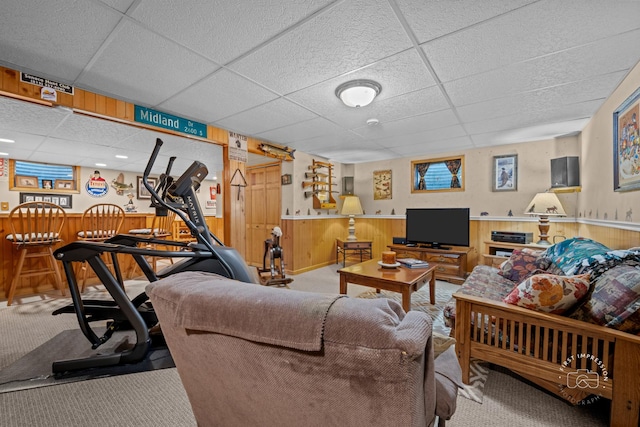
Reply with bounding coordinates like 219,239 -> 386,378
397,258 -> 430,268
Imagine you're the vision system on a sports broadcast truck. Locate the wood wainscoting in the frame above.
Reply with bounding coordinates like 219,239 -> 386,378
282,216 -> 472,275
280,216 -> 639,275
0,213 -> 223,302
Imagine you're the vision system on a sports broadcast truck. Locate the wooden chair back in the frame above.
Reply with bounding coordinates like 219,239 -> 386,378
151,211 -> 176,238
6,201 -> 67,305
7,201 -> 66,246
78,203 -> 125,241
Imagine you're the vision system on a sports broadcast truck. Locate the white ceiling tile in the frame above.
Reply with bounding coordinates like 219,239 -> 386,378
0,98 -> 68,134
352,109 -> 460,140
257,117 -> 344,144
0,131 -> 44,150
423,0 -> 640,82
396,0 -> 536,42
475,101 -> 598,135
290,133 -> 370,153
445,31 -> 640,107
159,69 -> 279,123
50,113 -> 144,145
389,136 -> 475,158
215,98 -> 317,135
374,125 -> 469,150
99,0 -> 135,13
4,147 -> 41,162
459,90 -> 604,130
98,0 -> 135,13
129,0 -> 334,64
0,1 -> 122,80
471,119 -> 590,146
76,20 -> 218,106
316,147 -> 397,164
229,0 -> 412,94
38,137 -> 109,157
29,151 -> 95,166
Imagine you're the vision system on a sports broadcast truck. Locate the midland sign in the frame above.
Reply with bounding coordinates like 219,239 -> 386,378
134,105 -> 207,138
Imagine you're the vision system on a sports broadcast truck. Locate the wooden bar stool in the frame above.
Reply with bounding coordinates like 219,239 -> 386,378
128,211 -> 176,277
77,203 -> 125,291
5,201 -> 66,306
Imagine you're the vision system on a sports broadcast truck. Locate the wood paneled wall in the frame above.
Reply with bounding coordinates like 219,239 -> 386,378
0,213 -> 223,301
281,217 -> 637,275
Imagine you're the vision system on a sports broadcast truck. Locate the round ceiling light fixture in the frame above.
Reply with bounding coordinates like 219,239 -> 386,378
335,80 -> 382,108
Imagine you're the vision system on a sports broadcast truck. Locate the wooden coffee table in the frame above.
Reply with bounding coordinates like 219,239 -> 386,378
338,258 -> 437,312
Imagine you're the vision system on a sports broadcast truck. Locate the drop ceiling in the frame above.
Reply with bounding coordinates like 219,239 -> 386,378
1,0 -> 640,173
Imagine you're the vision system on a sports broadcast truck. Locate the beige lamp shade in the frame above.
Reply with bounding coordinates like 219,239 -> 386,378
341,195 -> 364,216
524,192 -> 566,216
341,196 -> 363,241
524,192 -> 566,245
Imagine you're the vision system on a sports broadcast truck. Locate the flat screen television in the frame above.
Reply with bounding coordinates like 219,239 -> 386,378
405,208 -> 470,249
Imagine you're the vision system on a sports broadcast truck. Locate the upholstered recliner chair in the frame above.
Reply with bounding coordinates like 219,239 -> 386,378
146,271 -> 461,426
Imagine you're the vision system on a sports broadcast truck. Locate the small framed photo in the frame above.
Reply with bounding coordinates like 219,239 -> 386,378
55,179 -> 75,190
281,174 -> 292,185
492,154 -> 518,191
57,195 -> 72,209
42,179 -> 53,190
15,175 -> 39,188
137,176 -> 157,199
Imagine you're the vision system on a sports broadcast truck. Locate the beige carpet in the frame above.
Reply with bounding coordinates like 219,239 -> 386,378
0,268 -> 611,426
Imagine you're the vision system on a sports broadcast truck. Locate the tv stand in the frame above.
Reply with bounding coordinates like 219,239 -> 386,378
387,244 -> 471,284
416,243 -> 450,250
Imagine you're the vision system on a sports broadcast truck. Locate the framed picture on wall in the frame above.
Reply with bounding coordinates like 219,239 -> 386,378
613,86 -> 640,192
20,192 -> 72,208
492,154 -> 517,191
281,174 -> 292,185
373,170 -> 392,200
14,175 -> 39,188
137,176 -> 157,199
55,179 -> 75,190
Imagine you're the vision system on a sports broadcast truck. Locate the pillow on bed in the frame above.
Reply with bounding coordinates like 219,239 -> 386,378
503,273 -> 590,314
498,249 -> 552,282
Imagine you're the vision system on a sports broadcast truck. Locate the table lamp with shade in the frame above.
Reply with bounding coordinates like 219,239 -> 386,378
341,195 -> 363,241
524,192 -> 566,245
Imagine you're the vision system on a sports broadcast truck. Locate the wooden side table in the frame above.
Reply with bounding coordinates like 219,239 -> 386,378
336,238 -> 372,267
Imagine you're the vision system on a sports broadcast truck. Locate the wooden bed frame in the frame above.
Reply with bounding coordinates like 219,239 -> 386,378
454,293 -> 640,427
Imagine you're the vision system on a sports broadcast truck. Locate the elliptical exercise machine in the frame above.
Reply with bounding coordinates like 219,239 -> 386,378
51,138 -> 256,373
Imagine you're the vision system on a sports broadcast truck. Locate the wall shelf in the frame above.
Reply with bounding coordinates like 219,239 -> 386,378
302,160 -> 337,209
